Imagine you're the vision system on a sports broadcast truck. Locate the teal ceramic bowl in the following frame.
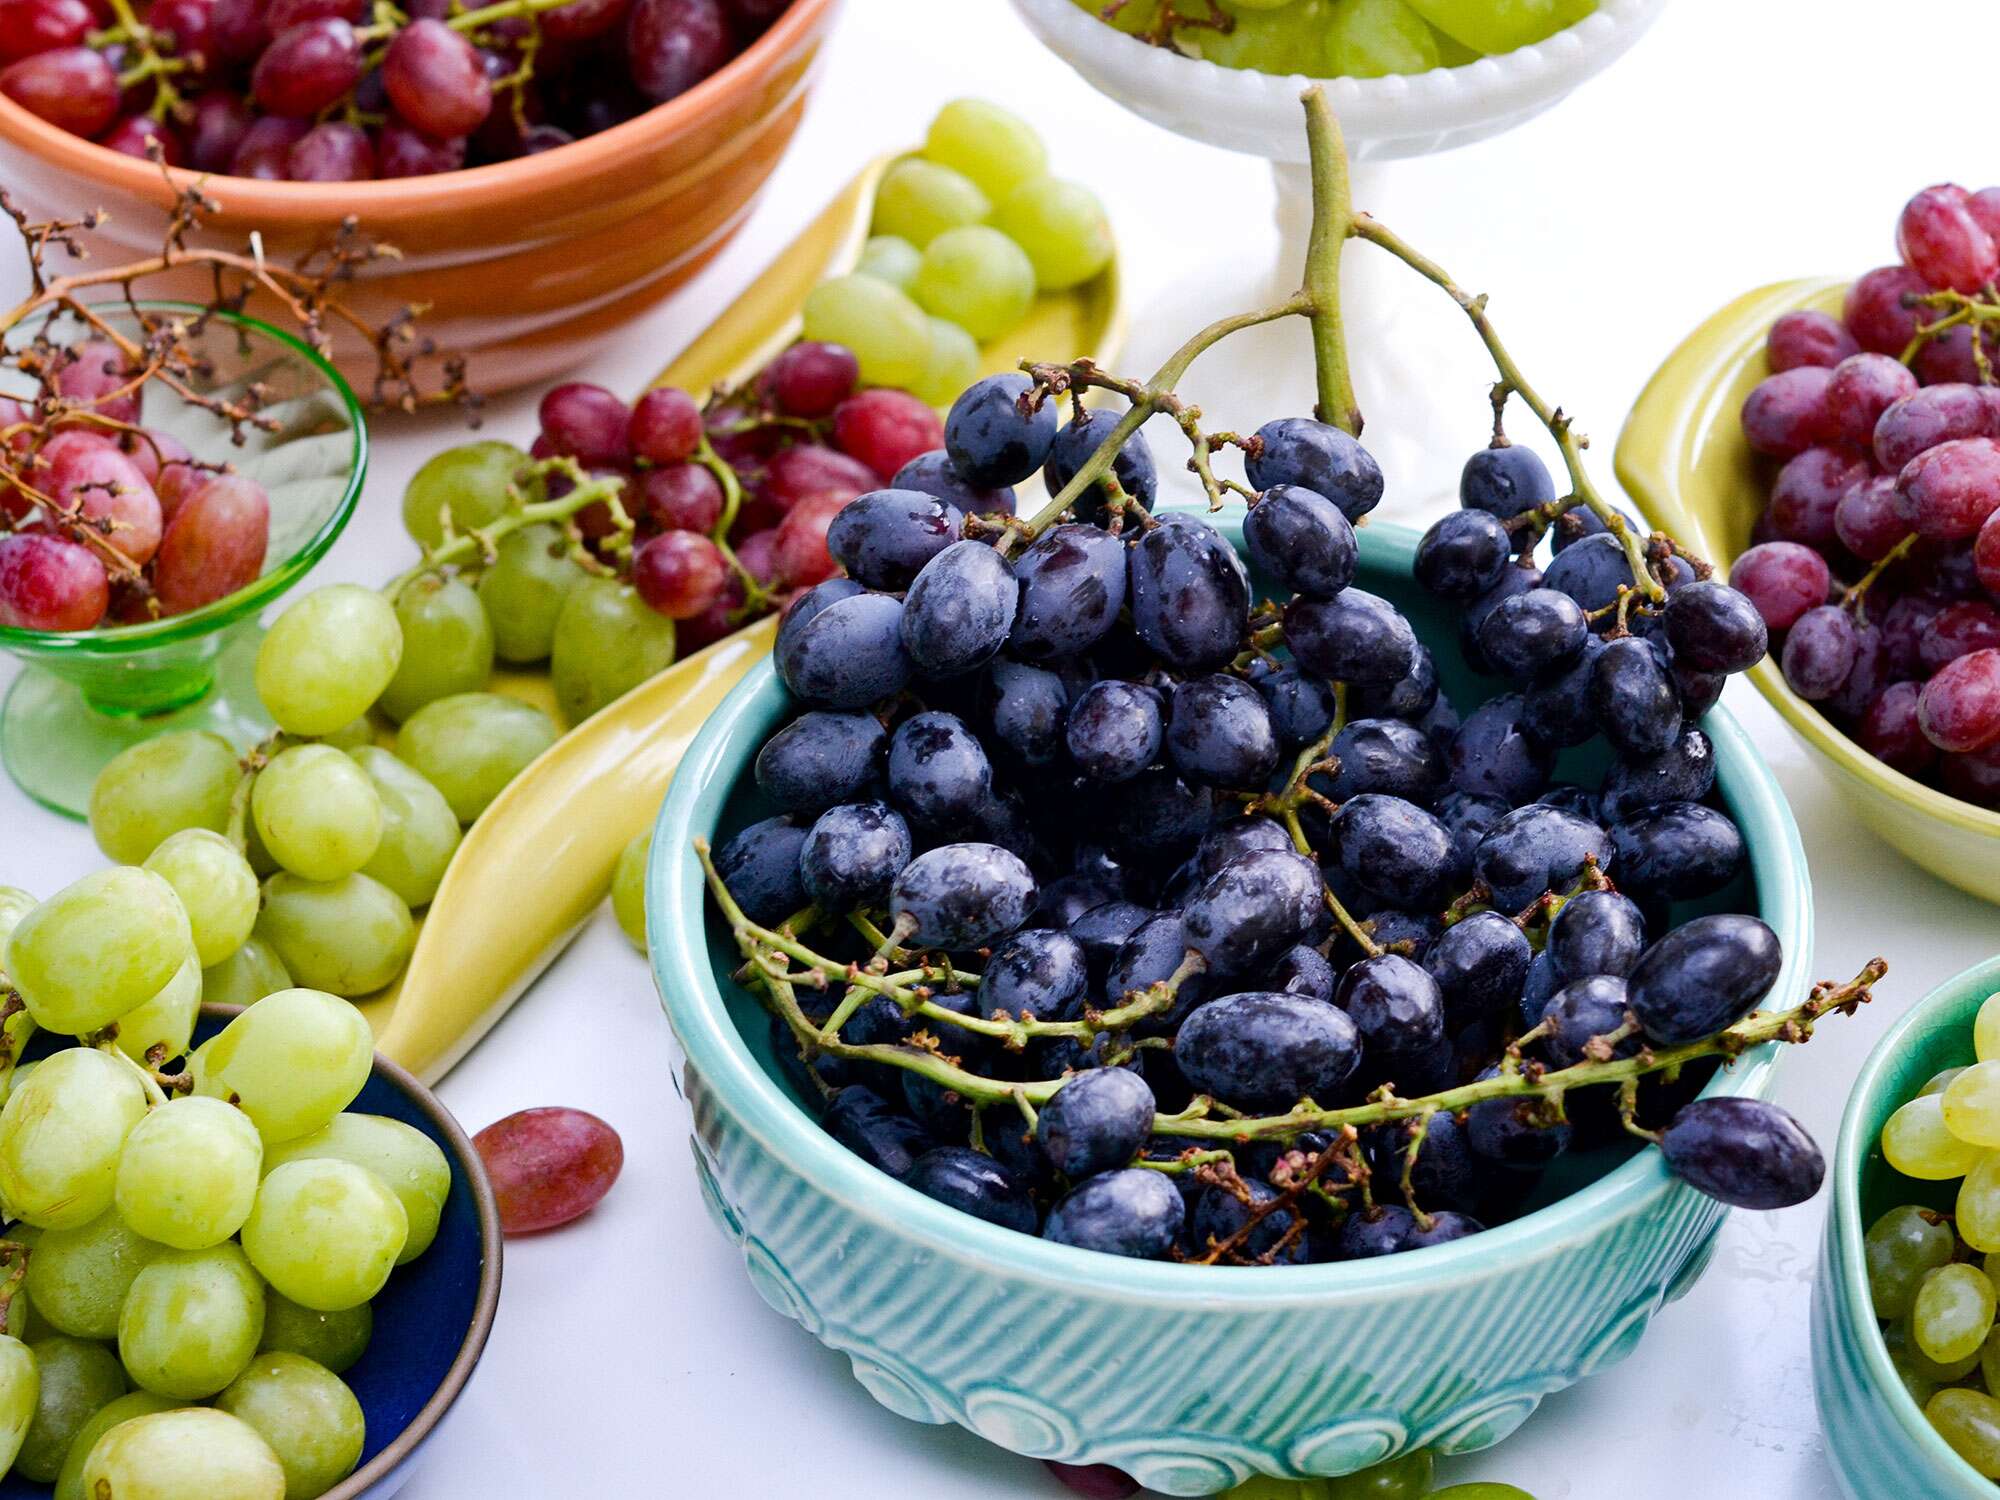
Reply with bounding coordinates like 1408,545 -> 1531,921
648,516 -> 1815,1495
1813,954 -> 2000,1500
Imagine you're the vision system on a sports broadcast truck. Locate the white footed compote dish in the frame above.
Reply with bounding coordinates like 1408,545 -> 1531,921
1007,0 -> 1670,507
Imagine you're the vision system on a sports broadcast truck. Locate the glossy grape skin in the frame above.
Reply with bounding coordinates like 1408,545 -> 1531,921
1919,649 -> 2000,753
1284,587 -> 1418,686
1251,664 -> 1335,749
1899,437 -> 2000,542
1626,913 -> 1782,1046
254,1292 -> 370,1382
800,276 -> 930,390
1472,804 -> 1607,911
1917,1262 -> 2000,1369
1043,1168 -> 1184,1259
1335,952 -> 1444,1061
712,816 -> 807,927
1174,990 -> 1360,1113
912,226 -> 1035,341
1246,418 -> 1383,521
252,17 -> 361,116
402,441 -> 531,549
1446,694 -> 1553,805
1587,636 -> 1681,758
1041,406 -> 1157,519
776,591 -> 912,708
0,46 -> 116,136
464,1106 -> 623,1239
900,539 -> 1018,680
1929,1387 -> 2000,1479
264,1112 -> 450,1265
212,1351 -> 365,1500
992,173 -> 1113,290
252,744 -> 383,883
1458,443 -> 1554,528
1327,794 -> 1454,911
189,989 -> 373,1146
1165,675 -> 1278,788
1180,848 -> 1321,980
1466,1068 -> 1572,1171
1659,579 -> 1769,676
1127,513 -> 1252,672
1544,889 -> 1645,984
1242,485 -> 1358,601
754,711 -> 886,814
942,374 -> 1057,488
26,1209 -> 158,1337
118,1242 -> 267,1399
1741,366 -> 1833,459
251,871 -> 411,998
886,711 -> 991,830
241,1158 -> 405,1313
820,1087 -> 927,1178
889,842 -> 1035,950
798,801 -> 910,912
197,938 -> 290,1013
892,449 -> 1016,518
88,728 -> 238,865
1062,680 -> 1161,783
378,574 -> 494,723
1768,308 -> 1859,371
1883,1092 -> 1988,1180
1320,717 -> 1443,806
396,691 -> 558,824
1007,523 -> 1127,661
114,1095 -> 262,1250
1422,910 -> 1530,1027
0,532 -> 108,632
255,584 -> 401,738
151,472 -> 270,616
476,523 -> 584,664
52,1391 -> 188,1500
341,746 -> 458,910
1415,509 -> 1512,599
900,1147 -> 1037,1235
824,489 -> 961,591
1335,1203 -> 1418,1260
1599,727 -> 1716,822
1605,801 -> 1744,905
6,865 -> 190,1039
1867,1205 -> 1957,1320
1475,587 -> 1587,681
15,1334 -> 122,1483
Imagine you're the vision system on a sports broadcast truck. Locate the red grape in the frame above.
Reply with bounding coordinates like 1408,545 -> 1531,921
376,120 -> 465,177
147,0 -> 215,70
1899,184 -> 1999,293
53,338 -> 140,426
1874,384 -> 1996,471
1740,366 -> 1832,459
266,0 -> 362,27
631,528 -> 727,619
761,442 -> 876,513
185,88 -> 253,172
1897,436 -> 2000,540
1779,604 -> 1858,700
521,123 -> 574,154
1835,474 -> 1910,562
1729,540 -> 1831,631
762,340 -> 858,417
1825,352 -> 1917,447
0,46 -> 115,135
1970,188 -> 2000,246
1766,309 -> 1858,373
383,18 -> 492,139
151,472 -> 269,615
538,382 -> 631,468
119,428 -> 192,488
99,113 -> 183,165
472,1107 -> 623,1235
251,19 -> 361,118
1883,591 -> 1950,676
1859,680 -> 1937,777
285,119 -> 373,180
1921,648 -> 2000,751
1976,508 -> 2000,595
674,568 -> 743,651
1827,622 -> 1890,720
1942,742 -> 2000,807
41,430 -> 162,565
772,491 -> 845,587
207,0 -> 268,62
0,0 -> 93,60
1769,445 -> 1867,547
1845,265 -> 1931,356
540,0 -> 629,41
732,524 -> 781,587
633,462 -> 722,533
1920,600 -> 2000,673
624,0 -> 730,104
831,389 -> 946,480
1043,1463 -> 1139,1500
0,531 -> 108,630
627,386 -> 702,466
228,114 -> 309,178
1915,322 -> 2000,387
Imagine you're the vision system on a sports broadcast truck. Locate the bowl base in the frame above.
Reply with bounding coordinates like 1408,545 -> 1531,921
3,628 -> 271,818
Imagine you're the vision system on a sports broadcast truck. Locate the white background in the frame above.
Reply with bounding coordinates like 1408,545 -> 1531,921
5,0 -> 2000,1495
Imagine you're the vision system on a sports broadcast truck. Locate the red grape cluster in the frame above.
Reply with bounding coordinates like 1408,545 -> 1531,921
1734,183 -> 2000,808
0,340 -> 270,631
528,340 -> 951,650
0,0 -> 787,181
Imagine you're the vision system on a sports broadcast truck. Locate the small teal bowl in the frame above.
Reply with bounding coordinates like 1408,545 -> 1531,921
649,517 -> 1815,1495
0,1005 -> 502,1500
1813,954 -> 2000,1500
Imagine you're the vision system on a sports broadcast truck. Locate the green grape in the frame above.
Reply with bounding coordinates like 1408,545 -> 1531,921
349,747 -> 462,909
378,574 -> 495,724
16,1335 -> 125,1483
912,226 -> 1036,342
913,317 -> 983,409
1324,0 -> 1441,77
1894,1310 -> 1983,1382
0,1051 -> 147,1230
53,1391 -> 185,1500
251,745 -> 384,883
1930,1387 -> 2000,1478
1072,0 -> 1164,33
244,813 -> 279,878
870,158 -> 990,249
855,235 -> 922,292
476,523 -> 585,665
1983,1325 -> 2000,1400
26,1210 -> 159,1339
1980,992 -> 2000,1063
398,690 -> 561,818
1402,0 -> 1565,52
115,1096 -> 264,1250
118,1243 -> 267,1399
259,1292 -> 370,1375
1324,1448 -> 1433,1498
200,938 -> 293,1011
108,951 -> 200,1066
612,830 -> 650,951
549,582 -> 677,727
1188,0 -> 1329,72
1882,1093 -> 1987,1179
1963,1154 -> 2000,1254
1430,1488 -> 1538,1500
264,1113 -> 449,1265
401,440 -> 538,550
87,731 -> 239,865
1427,21 -> 1480,63
0,1334 -> 35,1480
922,98 -> 1046,202
254,874 -> 414,998
190,989 -> 374,1143
1922,1067 -> 1967,1097
80,1407 -> 285,1499
800,275 -> 932,389
254,585 -> 404,738
1946,1062 -> 2000,1148
242,1160 -> 407,1313
143,829 -> 258,967
316,716 -> 376,751
6,867 -> 192,1037
1915,1262 -> 1997,1366
216,1353 -> 364,1499
1866,1204 -> 1958,1319
0,886 -> 34,962
992,176 -> 1114,292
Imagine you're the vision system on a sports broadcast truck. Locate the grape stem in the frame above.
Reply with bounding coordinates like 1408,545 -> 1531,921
1841,532 -> 1920,623
690,433 -> 773,616
381,457 -> 631,597
0,1240 -> 26,1325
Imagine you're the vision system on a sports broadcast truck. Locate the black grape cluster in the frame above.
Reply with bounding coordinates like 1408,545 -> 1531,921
707,372 -> 1826,1264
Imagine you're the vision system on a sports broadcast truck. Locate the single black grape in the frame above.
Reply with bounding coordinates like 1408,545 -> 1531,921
1435,789 -> 1510,875
1589,636 -> 1683,757
1415,509 -> 1512,599
1251,664 -> 1337,747
1598,727 -> 1717,821
1659,1097 -> 1824,1209
1466,1067 -> 1572,1170
1321,717 -> 1445,805
1664,579 -> 1770,674
900,540 -> 1019,679
1424,910 -> 1532,1026
1242,484 -> 1358,599
1475,587 -> 1588,680
1167,675 -> 1280,787
1245,417 -> 1384,521
1335,953 -> 1445,1059
1103,770 -> 1216,857
1403,1211 -> 1484,1249
1546,889 -> 1646,982
799,801 -> 912,911
1543,531 -> 1634,616
1188,1178 -> 1307,1264
1174,990 -> 1362,1112
753,710 -> 886,813
1038,1067 -> 1156,1179
1446,694 -> 1555,806
1350,646 -> 1440,723
1033,873 -> 1123,931
1328,794 -> 1456,911
1065,680 -> 1163,782
1521,636 -> 1606,749
775,591 -> 913,709
1540,974 -> 1635,1067
1284,588 -> 1419,686
775,577 -> 864,653
1263,943 -> 1335,1002
944,373 -> 1058,487
1459,563 -> 1544,673
1673,660 -> 1726,719
981,658 -> 1069,766
1519,948 -> 1561,1027
1069,899 -> 1156,985
1106,912 -> 1207,1029
892,448 -> 1016,517
1472,803 -> 1609,910
980,928 -> 1090,1022
1364,1110 -> 1476,1212
1043,1168 -> 1185,1259
715,815 -> 808,925
1042,404 -> 1158,518
1536,784 -> 1600,819
889,842 -> 1037,950
1188,818 -> 1296,883
1127,514 -> 1251,672
902,1147 -> 1039,1233
1182,848 -> 1322,977
1335,1204 -> 1416,1260
1626,912 -> 1782,1046
887,711 -> 993,830
825,489 -> 964,590
1608,802 -> 1745,903
1459,444 -> 1554,525
822,1086 -> 931,1179
1008,523 -> 1128,660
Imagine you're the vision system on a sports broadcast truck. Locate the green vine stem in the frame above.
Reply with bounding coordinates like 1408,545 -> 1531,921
382,456 -> 630,598
691,433 -> 773,615
1300,89 -> 1359,435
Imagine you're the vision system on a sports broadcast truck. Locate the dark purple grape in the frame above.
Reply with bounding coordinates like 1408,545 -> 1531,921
1589,637 -> 1682,757
1034,874 -> 1124,932
1546,889 -> 1645,982
1542,532 -> 1633,616
1106,913 -> 1206,1028
1607,802 -> 1744,904
1262,943 -> 1335,1002
1627,913 -> 1782,1046
1039,1068 -> 1155,1179
1598,728 -> 1716,822
1358,910 -> 1441,960
1446,693 -> 1554,805
1472,804 -> 1609,911
714,815 -> 807,925
1335,1205 -> 1416,1259
1068,900 -> 1155,985
1127,514 -> 1250,672
826,489 -> 962,590
1008,524 -> 1127,660
1043,1168 -> 1184,1258
1335,953 -> 1444,1059
1174,990 -> 1361,1112
1365,1112 -> 1476,1212
1350,645 -> 1440,723
1242,485 -> 1358,599
1459,444 -> 1554,526
1166,675 -> 1279,787
775,590 -> 911,709
1042,405 -> 1157,518
944,374 -> 1058,488
903,1148 -> 1038,1233
1780,604 -> 1859,700
1283,588 -> 1418,686
822,1087 -> 929,1179
1251,664 -> 1336,747
1424,911 -> 1531,1026
799,801 -> 911,911
1245,418 -> 1384,521
980,929 -> 1089,1021
1459,563 -> 1544,674
1540,974 -> 1635,1068
1328,794 -> 1455,910
891,450 -> 1015,517
1188,1178 -> 1306,1264
1520,635 -> 1606,750
753,710 -> 886,813
1536,783 -> 1600,819
1518,950 -> 1560,1028
889,843 -> 1036,950
982,659 -> 1068,766
625,0 -> 730,102
887,712 -> 992,830
900,540 -> 1018,679
1188,817 -> 1296,884
1402,1211 -> 1484,1249
1415,509 -> 1512,599
1320,718 -> 1444,804
1466,1068 -> 1572,1170
1660,1098 -> 1824,1209
1664,579 -> 1771,673
1476,587 -> 1588,680
1181,849 -> 1321,977
902,1069 -> 974,1136
1103,770 -> 1216,857
1435,790 -> 1510,875
1066,680 -> 1163,782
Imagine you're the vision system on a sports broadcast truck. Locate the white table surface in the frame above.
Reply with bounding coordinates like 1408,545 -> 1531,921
5,0 -> 2000,1495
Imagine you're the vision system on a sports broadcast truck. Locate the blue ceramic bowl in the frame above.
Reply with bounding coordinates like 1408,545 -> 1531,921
0,1005 -> 502,1500
649,517 -> 1815,1495
1813,954 -> 2000,1500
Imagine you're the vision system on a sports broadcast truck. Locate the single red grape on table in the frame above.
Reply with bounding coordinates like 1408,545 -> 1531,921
473,1106 -> 625,1235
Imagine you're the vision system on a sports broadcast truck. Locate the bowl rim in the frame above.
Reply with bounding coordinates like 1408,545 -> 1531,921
1827,954 -> 2000,1488
190,1001 -> 504,1500
1615,274 -> 2000,846
0,299 -> 366,654
0,0 -> 841,219
648,516 -> 1816,1305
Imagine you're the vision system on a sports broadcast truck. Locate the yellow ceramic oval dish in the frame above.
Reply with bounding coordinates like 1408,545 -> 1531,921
1616,277 -> 2000,905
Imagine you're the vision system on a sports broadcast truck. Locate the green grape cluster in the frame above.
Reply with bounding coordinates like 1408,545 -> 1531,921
1869,988 -> 2000,1477
805,98 -> 1114,401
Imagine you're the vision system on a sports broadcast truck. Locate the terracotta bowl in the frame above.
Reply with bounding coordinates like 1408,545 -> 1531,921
0,0 -> 844,393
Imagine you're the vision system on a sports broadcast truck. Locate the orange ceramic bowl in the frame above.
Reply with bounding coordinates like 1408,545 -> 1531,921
0,0 -> 843,393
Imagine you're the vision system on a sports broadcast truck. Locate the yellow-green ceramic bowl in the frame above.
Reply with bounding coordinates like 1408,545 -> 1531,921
1616,278 -> 2000,905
